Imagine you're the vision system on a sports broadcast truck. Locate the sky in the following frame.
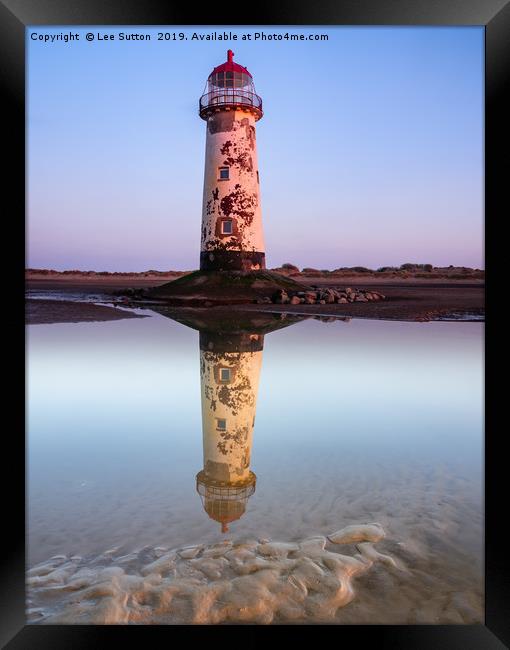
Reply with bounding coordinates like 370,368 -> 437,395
27,26 -> 484,271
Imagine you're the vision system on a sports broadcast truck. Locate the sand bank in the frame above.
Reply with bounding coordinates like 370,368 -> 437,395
26,299 -> 148,325
26,272 -> 484,322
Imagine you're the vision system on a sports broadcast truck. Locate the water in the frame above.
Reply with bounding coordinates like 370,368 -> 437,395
27,309 -> 484,624
26,289 -> 116,302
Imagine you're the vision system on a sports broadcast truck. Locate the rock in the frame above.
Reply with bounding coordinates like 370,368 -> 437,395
321,289 -> 337,303
272,289 -> 289,304
355,295 -> 368,302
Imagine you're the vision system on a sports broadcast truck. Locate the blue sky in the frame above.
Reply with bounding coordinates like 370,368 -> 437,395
27,26 -> 484,271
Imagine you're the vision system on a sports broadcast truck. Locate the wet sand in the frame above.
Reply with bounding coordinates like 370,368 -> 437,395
26,299 -> 148,325
27,517 -> 483,625
26,274 -> 184,292
26,275 -> 484,322
27,454 -> 483,625
27,483 -> 483,625
232,283 -> 484,321
27,524 -> 402,624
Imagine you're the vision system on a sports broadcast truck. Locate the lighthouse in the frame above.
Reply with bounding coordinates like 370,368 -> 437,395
199,50 -> 265,272
196,329 -> 262,533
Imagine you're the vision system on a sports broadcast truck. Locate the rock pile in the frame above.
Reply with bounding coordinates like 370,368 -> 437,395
260,287 -> 386,306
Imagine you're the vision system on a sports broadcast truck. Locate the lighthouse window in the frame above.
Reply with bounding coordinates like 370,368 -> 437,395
221,220 -> 233,235
219,166 -> 229,180
216,418 -> 227,431
220,368 -> 231,382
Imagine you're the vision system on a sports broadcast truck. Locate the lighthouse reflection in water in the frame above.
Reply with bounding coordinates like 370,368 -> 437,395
197,328 -> 261,533
163,311 -> 304,533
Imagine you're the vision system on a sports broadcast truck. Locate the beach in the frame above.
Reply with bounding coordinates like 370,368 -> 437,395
26,271 -> 484,323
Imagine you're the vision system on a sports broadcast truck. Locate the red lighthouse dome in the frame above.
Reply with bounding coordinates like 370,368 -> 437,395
199,50 -> 263,121
210,49 -> 252,78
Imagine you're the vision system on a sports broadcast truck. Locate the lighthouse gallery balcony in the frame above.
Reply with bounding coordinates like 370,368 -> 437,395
199,88 -> 263,120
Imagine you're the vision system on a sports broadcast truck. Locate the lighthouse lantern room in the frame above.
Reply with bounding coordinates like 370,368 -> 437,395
199,50 -> 266,272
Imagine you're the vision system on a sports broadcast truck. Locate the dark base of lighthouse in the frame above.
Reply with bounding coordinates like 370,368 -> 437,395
200,251 -> 266,272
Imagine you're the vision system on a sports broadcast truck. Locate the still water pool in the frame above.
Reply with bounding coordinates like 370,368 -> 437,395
27,309 -> 483,624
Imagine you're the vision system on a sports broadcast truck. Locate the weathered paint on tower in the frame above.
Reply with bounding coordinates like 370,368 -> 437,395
196,331 -> 262,532
199,50 -> 265,272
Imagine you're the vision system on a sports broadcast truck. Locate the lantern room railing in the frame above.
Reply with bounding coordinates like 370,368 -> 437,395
196,481 -> 256,501
199,89 -> 263,120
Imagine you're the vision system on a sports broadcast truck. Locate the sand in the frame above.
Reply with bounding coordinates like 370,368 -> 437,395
26,457 -> 483,625
26,274 -> 484,322
27,512 -> 482,625
26,299 -> 149,325
26,523 -> 409,624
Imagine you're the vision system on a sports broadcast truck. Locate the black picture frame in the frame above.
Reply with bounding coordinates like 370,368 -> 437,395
4,0 -> 507,647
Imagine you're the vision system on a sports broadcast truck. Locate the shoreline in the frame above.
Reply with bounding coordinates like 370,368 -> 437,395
26,274 -> 484,323
26,281 -> 485,324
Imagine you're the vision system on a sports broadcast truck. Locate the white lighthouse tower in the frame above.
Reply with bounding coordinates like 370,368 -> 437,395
199,50 -> 265,272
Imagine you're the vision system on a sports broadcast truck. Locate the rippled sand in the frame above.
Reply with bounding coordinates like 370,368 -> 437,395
27,523 -> 399,624
27,519 -> 482,625
27,457 -> 484,624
